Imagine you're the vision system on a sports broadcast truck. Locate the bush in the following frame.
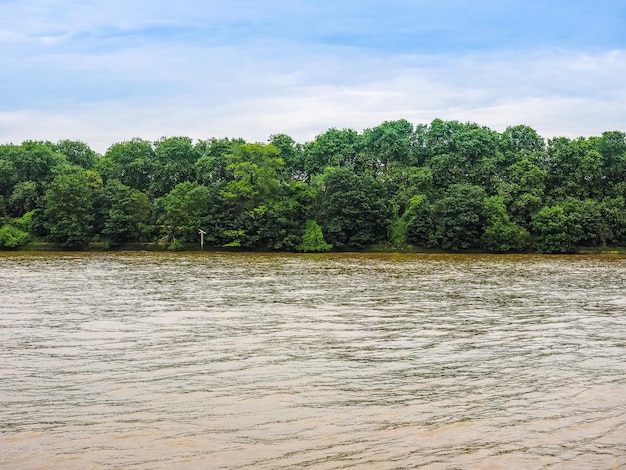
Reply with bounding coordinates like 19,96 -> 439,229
0,224 -> 30,248
167,239 -> 183,251
297,220 -> 333,252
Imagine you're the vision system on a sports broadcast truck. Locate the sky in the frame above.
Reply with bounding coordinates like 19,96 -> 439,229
1,0 -> 625,154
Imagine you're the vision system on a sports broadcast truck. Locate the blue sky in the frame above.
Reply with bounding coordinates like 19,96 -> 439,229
1,0 -> 625,153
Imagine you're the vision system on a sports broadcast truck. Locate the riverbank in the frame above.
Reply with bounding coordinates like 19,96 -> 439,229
8,241 -> 626,255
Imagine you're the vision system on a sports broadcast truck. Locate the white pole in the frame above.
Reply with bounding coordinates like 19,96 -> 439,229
198,229 -> 206,252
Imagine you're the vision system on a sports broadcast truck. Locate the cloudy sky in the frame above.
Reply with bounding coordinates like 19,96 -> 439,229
1,0 -> 625,153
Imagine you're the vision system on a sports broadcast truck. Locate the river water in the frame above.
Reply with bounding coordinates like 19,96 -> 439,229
1,252 -> 625,469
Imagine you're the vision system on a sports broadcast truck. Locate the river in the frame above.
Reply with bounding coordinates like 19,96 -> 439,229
1,252 -> 625,469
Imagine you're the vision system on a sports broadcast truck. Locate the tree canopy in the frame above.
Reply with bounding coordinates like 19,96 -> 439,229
2,121 -> 626,253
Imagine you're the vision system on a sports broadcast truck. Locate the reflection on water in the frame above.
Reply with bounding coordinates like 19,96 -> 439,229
1,252 -> 625,469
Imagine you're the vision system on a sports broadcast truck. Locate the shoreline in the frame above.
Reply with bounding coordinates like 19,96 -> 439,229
5,242 -> 626,255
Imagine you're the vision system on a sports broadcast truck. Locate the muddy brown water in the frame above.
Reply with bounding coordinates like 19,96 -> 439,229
1,252 -> 625,469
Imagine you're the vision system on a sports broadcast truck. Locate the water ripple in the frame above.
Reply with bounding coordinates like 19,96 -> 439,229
1,252 -> 625,469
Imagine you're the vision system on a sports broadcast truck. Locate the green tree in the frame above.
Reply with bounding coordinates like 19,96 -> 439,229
44,171 -> 94,248
424,120 -> 501,191
404,194 -> 434,247
561,198 -> 602,247
598,197 -> 626,246
269,133 -> 305,181
16,141 -> 67,184
428,153 -> 470,189
0,224 -> 29,248
383,164 -> 434,216
531,205 -> 574,254
163,182 -> 214,243
544,137 -> 603,200
98,138 -> 156,193
500,125 -> 545,157
481,196 -> 530,252
195,137 -> 246,185
247,181 -> 315,250
599,131 -> 626,193
316,167 -> 390,248
432,184 -> 486,250
7,181 -> 41,217
96,180 -> 152,244
222,143 -> 283,204
54,140 -> 99,169
217,143 -> 286,247
11,211 -> 34,233
424,120 -> 498,160
302,128 -> 363,177
195,154 -> 228,186
497,159 -> 546,228
361,119 -> 414,173
0,147 -> 18,197
297,220 -> 333,252
150,136 -> 200,198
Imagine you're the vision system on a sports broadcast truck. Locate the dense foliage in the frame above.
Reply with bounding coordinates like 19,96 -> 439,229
1,120 -> 625,253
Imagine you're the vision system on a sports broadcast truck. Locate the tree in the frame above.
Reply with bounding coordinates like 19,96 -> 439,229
599,131 -> 626,192
500,125 -> 545,155
0,148 -> 18,197
481,196 -> 530,252
163,182 -> 214,243
531,205 -> 574,254
598,197 -> 626,246
194,137 -> 246,185
497,159 -> 546,228
195,154 -> 228,186
7,181 -> 41,217
544,137 -> 603,200
44,171 -> 93,248
55,140 -> 99,169
222,143 -> 283,204
384,164 -> 434,215
432,184 -> 486,250
150,136 -> 200,198
297,220 -> 333,252
16,141 -> 67,184
96,180 -> 152,244
316,167 -> 390,248
424,119 -> 499,161
98,138 -> 156,193
4,123 -> 626,252
216,143 -> 287,247
424,120 -> 502,192
361,119 -> 414,173
269,133 -> 305,181
561,198 -> 602,247
247,180 -> 315,250
302,128 -> 363,177
404,195 -> 434,247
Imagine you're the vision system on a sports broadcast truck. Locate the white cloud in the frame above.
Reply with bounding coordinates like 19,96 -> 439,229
2,31 -> 625,153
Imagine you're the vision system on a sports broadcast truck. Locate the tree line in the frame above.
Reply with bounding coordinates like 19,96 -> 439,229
1,119 -> 625,253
